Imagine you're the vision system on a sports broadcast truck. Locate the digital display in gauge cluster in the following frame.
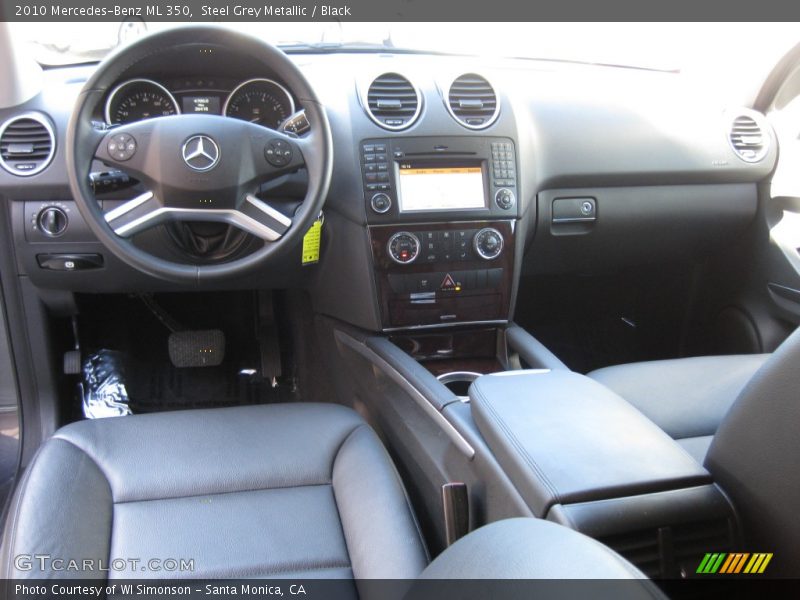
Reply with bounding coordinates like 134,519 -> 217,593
182,96 -> 221,115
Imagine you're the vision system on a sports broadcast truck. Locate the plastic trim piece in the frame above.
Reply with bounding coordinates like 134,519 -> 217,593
334,329 -> 476,459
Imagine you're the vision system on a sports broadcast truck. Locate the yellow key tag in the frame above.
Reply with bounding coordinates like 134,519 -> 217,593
302,217 -> 323,265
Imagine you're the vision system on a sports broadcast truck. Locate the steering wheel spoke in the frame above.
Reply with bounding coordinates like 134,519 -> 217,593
104,191 -> 164,237
236,195 -> 293,241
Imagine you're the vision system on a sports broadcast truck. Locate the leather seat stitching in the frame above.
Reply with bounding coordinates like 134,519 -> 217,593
112,482 -> 334,505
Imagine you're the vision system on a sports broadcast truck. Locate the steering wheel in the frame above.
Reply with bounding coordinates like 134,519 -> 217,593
66,26 -> 333,283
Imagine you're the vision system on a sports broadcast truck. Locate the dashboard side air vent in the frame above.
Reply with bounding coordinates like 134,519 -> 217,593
447,73 -> 499,129
728,114 -> 768,163
0,113 -> 56,177
365,73 -> 421,130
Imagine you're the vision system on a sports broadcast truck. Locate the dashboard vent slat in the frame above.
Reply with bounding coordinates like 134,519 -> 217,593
365,73 -> 421,130
0,114 -> 56,177
729,114 -> 768,163
447,73 -> 500,129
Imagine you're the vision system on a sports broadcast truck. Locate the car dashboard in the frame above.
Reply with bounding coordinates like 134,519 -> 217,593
0,44 -> 777,333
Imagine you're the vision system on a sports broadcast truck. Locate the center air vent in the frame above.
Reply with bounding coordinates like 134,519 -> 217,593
447,73 -> 499,129
0,113 -> 56,177
729,114 -> 767,163
365,73 -> 421,130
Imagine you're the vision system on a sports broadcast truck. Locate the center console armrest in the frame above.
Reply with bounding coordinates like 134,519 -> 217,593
469,370 -> 710,516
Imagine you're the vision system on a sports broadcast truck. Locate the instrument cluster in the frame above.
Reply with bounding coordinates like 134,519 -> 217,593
104,77 -> 297,130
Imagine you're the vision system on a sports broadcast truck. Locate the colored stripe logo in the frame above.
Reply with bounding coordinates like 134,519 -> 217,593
696,553 -> 773,574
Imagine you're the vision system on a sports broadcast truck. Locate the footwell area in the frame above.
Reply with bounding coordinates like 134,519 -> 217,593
76,291 -> 297,415
514,265 -> 696,373
126,361 -> 294,413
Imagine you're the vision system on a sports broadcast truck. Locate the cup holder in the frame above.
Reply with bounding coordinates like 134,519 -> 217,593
436,371 -> 482,401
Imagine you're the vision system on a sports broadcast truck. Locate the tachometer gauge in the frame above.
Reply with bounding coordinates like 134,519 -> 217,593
105,79 -> 179,125
223,78 -> 295,129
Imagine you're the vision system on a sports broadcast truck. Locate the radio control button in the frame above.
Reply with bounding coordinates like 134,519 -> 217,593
495,188 -> 516,210
370,193 -> 392,214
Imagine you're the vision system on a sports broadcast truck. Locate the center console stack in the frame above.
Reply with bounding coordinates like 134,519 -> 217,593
360,136 -> 518,331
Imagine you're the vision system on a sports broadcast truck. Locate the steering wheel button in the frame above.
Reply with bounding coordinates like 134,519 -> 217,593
108,133 -> 136,161
265,139 -> 292,167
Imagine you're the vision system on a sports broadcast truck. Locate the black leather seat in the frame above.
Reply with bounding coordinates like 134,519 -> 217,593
0,402 -> 665,593
589,353 -> 768,462
2,403 -> 429,580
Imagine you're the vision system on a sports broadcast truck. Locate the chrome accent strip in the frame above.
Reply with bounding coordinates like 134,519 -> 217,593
382,320 -> 509,333
108,206 -> 284,241
334,330 -> 475,459
552,217 -> 597,224
0,112 -> 56,177
489,369 -> 552,377
244,194 -> 292,227
104,78 -> 180,125
104,191 -> 154,222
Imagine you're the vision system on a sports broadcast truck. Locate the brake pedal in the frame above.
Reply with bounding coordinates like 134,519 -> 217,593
168,330 -> 226,368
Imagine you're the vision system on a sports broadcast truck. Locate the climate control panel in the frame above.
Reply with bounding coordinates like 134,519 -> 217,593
385,227 -> 504,265
369,221 -> 515,329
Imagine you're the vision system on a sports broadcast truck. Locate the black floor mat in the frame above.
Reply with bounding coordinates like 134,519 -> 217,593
127,362 -> 294,413
77,291 -> 297,414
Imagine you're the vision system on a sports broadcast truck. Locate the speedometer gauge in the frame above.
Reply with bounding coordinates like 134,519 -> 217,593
223,78 -> 295,129
105,79 -> 179,125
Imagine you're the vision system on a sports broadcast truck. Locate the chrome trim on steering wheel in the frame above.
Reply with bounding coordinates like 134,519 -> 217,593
104,192 -> 292,241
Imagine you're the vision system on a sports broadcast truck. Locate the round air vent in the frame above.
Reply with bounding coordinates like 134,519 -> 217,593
0,113 -> 56,177
365,73 -> 421,130
447,73 -> 499,129
728,114 -> 768,163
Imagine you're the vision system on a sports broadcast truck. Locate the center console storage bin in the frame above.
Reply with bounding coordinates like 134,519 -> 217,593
469,370 -> 738,577
469,369 -> 711,513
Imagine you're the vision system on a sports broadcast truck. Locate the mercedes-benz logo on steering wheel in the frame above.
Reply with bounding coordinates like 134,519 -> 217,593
181,135 -> 220,172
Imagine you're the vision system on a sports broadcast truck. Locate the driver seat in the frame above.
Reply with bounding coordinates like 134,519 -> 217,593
0,402 -> 662,593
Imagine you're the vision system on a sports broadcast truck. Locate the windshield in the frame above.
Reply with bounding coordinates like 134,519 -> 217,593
11,21 -> 799,76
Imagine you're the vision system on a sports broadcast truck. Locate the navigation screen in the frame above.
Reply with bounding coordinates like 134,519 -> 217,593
397,163 -> 486,212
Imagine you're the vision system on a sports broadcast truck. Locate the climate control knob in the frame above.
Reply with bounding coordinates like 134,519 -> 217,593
387,231 -> 420,265
38,206 -> 68,237
473,228 -> 504,260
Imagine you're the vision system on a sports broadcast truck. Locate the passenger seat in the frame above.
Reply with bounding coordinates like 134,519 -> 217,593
588,354 -> 768,462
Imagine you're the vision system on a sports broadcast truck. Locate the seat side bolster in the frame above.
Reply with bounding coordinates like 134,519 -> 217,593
1,438 -> 113,579
331,425 -> 428,580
